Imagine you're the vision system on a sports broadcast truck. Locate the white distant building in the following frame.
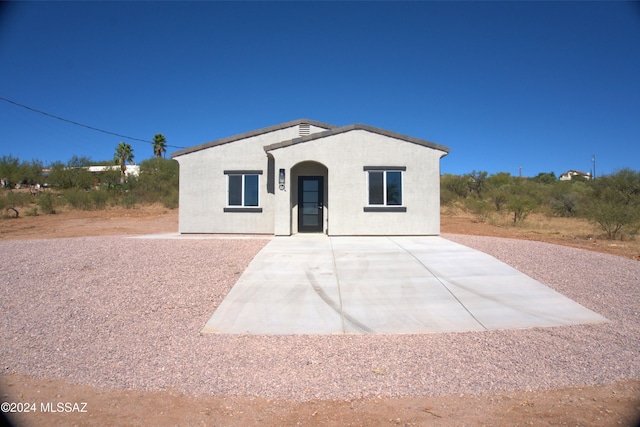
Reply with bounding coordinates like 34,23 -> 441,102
87,165 -> 140,177
559,170 -> 591,181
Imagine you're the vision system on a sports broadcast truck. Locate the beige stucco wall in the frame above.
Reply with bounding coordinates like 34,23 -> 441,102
175,126 -> 446,235
269,129 -> 447,236
174,124 -> 327,233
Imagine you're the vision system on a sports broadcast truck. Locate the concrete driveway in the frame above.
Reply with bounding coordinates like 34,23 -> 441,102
202,236 -> 607,334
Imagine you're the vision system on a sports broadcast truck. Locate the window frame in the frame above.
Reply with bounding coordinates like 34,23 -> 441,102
363,166 -> 407,213
224,170 -> 262,212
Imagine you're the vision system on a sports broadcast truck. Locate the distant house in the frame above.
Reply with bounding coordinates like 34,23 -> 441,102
41,165 -> 140,177
559,170 -> 591,181
87,165 -> 140,177
171,119 -> 450,236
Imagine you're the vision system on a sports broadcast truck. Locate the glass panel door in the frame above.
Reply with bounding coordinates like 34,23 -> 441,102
298,176 -> 323,232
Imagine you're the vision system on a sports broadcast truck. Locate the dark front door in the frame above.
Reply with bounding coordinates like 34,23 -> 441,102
298,176 -> 323,233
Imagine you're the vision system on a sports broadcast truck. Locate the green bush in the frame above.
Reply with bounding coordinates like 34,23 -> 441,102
36,193 -> 56,214
161,191 -> 179,209
4,155 -> 179,211
463,197 -> 492,222
63,188 -> 92,210
4,191 -> 31,207
131,158 -> 179,206
119,192 -> 137,209
441,174 -> 469,200
48,162 -> 95,189
440,188 -> 458,207
583,169 -> 640,240
90,189 -> 109,209
507,194 -> 538,224
24,206 -> 38,216
488,187 -> 509,211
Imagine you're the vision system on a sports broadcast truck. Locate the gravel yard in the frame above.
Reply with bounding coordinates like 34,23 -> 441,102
1,234 -> 638,401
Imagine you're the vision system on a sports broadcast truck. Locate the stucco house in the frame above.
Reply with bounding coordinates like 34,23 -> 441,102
171,119 -> 450,236
559,170 -> 592,181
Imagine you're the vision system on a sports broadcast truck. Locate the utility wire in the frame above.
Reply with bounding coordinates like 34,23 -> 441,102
0,97 -> 185,149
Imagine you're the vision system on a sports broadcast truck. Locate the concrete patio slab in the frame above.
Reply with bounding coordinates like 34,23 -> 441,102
201,236 -> 608,334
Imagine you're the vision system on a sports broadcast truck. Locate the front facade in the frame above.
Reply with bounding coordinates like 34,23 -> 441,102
172,119 -> 450,236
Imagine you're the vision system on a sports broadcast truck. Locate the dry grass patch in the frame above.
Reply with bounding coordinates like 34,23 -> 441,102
441,206 -> 640,260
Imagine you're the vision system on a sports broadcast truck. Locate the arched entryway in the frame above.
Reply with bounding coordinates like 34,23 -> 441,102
291,161 -> 328,234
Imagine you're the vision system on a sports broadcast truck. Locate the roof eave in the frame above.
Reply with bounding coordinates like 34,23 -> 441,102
264,123 -> 451,154
171,118 -> 337,158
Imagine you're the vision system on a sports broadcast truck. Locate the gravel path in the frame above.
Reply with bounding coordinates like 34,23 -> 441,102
1,234 -> 638,400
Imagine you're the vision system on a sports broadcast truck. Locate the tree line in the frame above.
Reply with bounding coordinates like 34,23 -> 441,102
442,169 -> 640,240
2,145 -> 638,241
0,134 -> 177,214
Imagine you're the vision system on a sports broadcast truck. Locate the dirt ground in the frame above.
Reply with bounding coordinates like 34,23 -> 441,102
1,205 -> 639,426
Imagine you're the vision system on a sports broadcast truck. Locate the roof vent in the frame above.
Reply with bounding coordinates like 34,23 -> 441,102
299,123 -> 310,136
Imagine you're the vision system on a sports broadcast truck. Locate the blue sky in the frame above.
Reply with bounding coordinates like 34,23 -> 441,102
1,1 -> 638,177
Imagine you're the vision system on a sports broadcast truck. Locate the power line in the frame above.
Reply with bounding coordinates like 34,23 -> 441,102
0,97 -> 185,149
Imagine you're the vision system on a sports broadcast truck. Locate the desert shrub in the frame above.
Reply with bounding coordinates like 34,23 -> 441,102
585,198 -> 639,240
2,206 -> 19,218
485,172 -> 513,188
440,188 -> 458,206
550,193 -> 580,217
119,192 -> 137,209
0,155 -> 44,187
507,194 -> 538,224
466,170 -> 489,198
464,197 -> 492,222
0,155 -> 20,187
131,158 -> 179,206
583,168 -> 640,240
505,180 -> 541,225
90,189 -> 109,209
36,193 -> 56,214
4,191 -> 31,207
530,172 -> 557,185
488,187 -> 510,211
48,161 -> 95,189
100,169 -> 123,190
63,188 -> 92,210
441,174 -> 469,200
161,191 -> 179,209
24,206 -> 38,216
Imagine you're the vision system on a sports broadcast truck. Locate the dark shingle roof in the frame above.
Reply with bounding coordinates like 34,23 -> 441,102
172,119 -> 450,158
263,123 -> 450,154
171,119 -> 336,158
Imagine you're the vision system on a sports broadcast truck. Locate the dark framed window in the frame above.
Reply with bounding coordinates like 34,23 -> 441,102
225,171 -> 261,207
366,169 -> 403,206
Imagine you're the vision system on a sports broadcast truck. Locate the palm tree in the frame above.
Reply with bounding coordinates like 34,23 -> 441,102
114,142 -> 134,183
152,133 -> 167,159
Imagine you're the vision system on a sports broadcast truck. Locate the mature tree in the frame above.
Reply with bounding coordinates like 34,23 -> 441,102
0,155 -> 20,187
114,142 -> 134,183
549,180 -> 589,217
67,155 -> 92,168
466,170 -> 488,197
583,168 -> 640,239
486,172 -> 512,188
441,173 -> 469,199
531,171 -> 557,185
488,187 -> 510,211
19,159 -> 44,186
47,159 -> 93,189
506,180 -> 540,224
136,158 -> 179,207
152,133 -> 167,159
